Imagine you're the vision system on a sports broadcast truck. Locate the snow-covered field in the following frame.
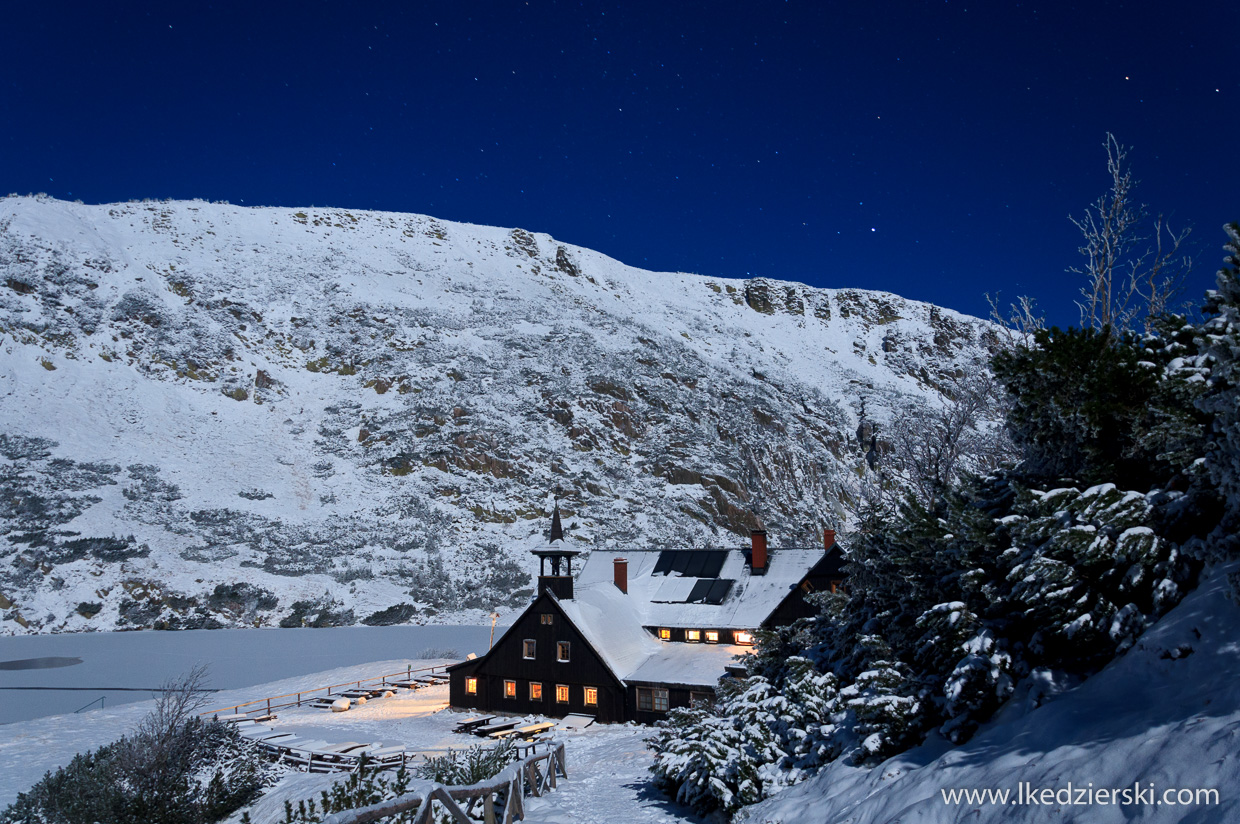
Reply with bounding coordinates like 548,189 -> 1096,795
0,624 -> 494,724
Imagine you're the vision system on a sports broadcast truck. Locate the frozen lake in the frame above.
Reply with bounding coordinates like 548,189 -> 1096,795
0,624 -> 498,725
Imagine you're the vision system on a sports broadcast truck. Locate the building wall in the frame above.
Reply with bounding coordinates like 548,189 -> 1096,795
448,592 -> 628,723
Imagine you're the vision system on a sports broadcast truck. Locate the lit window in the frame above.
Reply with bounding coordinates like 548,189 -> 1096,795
523,639 -> 536,659
638,687 -> 670,712
705,630 -> 719,643
734,631 -> 754,645
504,679 -> 516,699
584,686 -> 598,706
658,628 -> 671,640
686,630 -> 701,643
465,677 -> 477,695
530,682 -> 543,700
541,613 -> 554,625
830,579 -> 844,594
555,684 -> 570,703
557,641 -> 571,662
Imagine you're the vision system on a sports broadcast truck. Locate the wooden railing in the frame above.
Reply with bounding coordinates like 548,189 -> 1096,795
197,664 -> 450,719
321,740 -> 568,824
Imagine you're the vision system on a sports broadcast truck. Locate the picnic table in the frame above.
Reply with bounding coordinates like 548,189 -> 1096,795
452,715 -> 496,733
473,719 -> 519,737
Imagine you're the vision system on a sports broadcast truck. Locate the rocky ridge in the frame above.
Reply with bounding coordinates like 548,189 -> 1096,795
0,196 -> 998,633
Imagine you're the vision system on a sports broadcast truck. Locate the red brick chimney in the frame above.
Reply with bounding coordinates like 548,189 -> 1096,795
750,530 -> 768,574
824,529 -> 837,551
614,558 -> 628,594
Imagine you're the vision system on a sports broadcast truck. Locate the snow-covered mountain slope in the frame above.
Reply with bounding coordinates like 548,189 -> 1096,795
0,195 -> 997,634
738,563 -> 1240,824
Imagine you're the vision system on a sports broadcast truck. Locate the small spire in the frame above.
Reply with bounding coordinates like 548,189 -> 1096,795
550,500 -> 564,543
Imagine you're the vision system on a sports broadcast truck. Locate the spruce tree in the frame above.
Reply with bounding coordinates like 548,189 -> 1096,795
1195,223 -> 1240,551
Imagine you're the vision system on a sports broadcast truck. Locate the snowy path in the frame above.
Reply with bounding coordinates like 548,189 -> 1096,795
523,726 -> 708,824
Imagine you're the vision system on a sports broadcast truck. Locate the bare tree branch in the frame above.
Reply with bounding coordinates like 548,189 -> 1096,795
1068,134 -> 1193,334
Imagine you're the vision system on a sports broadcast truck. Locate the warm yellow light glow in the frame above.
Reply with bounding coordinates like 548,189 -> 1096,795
465,677 -> 477,695
686,629 -> 701,642
734,631 -> 754,645
530,682 -> 543,700
584,686 -> 598,706
555,684 -> 570,703
658,628 -> 671,640
504,679 -> 516,698
705,630 -> 719,643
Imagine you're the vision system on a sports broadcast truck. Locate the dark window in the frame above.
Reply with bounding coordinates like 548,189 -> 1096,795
523,639 -> 536,659
690,691 -> 714,707
638,687 -> 670,712
541,613 -> 554,625
557,641 -> 571,662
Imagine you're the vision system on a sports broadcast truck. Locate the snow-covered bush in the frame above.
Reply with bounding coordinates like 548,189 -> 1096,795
650,659 -> 842,815
2,670 -> 280,824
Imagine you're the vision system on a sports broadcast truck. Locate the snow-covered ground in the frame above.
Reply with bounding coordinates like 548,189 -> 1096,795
5,564 -> 1240,823
0,624 -> 495,724
739,563 -> 1240,823
0,646 -> 705,824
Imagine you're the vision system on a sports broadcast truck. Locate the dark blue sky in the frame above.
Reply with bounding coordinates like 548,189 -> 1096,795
3,1 -> 1234,326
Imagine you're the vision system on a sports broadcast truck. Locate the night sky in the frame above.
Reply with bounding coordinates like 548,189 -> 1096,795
2,1 -> 1235,327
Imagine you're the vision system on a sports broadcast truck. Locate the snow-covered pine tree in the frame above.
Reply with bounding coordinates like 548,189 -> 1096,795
1195,223 -> 1240,556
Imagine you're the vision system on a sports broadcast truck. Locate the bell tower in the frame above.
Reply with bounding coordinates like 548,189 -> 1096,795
531,498 -> 579,599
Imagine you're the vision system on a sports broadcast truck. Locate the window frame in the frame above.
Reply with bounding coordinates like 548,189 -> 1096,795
686,629 -> 701,643
583,686 -> 599,707
529,682 -> 543,701
522,639 -> 537,660
555,684 -> 570,704
503,679 -> 517,699
704,630 -> 719,644
541,613 -> 554,625
658,627 -> 671,641
556,641 -> 571,662
465,677 -> 478,695
733,630 -> 754,645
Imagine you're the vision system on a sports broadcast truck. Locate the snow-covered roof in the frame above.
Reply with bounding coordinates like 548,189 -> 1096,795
552,546 -> 824,687
576,548 -> 823,629
557,584 -> 747,688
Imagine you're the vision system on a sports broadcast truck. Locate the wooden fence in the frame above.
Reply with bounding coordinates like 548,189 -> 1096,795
321,740 -> 568,824
197,664 -> 450,719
